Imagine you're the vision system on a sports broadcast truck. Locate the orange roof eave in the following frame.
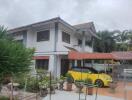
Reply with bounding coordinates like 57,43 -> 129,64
68,51 -> 114,60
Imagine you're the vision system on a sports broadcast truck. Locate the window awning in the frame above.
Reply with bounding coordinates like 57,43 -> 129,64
33,56 -> 49,60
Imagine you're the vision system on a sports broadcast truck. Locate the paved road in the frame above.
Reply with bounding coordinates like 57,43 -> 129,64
43,90 -> 123,100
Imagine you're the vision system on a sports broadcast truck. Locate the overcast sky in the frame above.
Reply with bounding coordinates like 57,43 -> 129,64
0,0 -> 132,31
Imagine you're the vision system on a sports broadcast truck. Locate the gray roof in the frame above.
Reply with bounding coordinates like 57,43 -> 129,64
8,17 -> 99,39
74,22 -> 100,39
8,17 -> 60,33
74,22 -> 94,29
8,17 -> 76,33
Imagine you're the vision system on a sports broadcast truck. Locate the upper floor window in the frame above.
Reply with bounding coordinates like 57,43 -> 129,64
62,32 -> 70,44
37,30 -> 50,42
78,39 -> 82,45
17,39 -> 23,44
85,40 -> 92,47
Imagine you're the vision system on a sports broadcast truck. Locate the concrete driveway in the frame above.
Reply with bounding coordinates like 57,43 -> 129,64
43,90 -> 123,100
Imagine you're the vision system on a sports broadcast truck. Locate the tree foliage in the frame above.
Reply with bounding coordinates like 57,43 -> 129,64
0,26 -> 34,76
114,30 -> 131,51
94,30 -> 116,52
94,30 -> 132,52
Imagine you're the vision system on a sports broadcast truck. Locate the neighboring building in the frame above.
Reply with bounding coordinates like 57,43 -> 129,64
8,17 -> 98,77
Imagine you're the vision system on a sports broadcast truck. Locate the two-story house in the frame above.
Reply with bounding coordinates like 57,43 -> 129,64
8,17 -> 98,77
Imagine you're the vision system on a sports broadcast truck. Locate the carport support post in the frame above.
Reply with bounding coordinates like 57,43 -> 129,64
82,31 -> 86,52
81,60 -> 83,66
75,60 -> 77,66
92,60 -> 94,67
111,59 -> 114,80
104,60 -> 107,73
69,60 -> 72,69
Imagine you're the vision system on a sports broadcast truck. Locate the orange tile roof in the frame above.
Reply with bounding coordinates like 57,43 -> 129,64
68,51 -> 132,60
112,51 -> 132,60
68,51 -> 114,60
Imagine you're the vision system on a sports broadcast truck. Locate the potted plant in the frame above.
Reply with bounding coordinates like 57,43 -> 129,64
74,80 -> 83,93
48,80 -> 57,94
84,78 -> 93,95
65,73 -> 73,91
0,83 -> 2,93
109,81 -> 117,93
39,77 -> 49,97
58,76 -> 65,90
0,78 -> 2,93
2,73 -> 11,84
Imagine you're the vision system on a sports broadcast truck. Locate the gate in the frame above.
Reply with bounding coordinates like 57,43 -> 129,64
124,69 -> 132,100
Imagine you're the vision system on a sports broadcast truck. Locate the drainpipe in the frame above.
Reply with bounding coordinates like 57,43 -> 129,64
92,37 -> 94,52
53,22 -> 59,78
82,31 -> 86,52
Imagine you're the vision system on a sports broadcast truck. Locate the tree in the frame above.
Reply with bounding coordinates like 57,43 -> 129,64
128,31 -> 132,51
114,30 -> 130,51
94,30 -> 116,53
0,26 -> 34,77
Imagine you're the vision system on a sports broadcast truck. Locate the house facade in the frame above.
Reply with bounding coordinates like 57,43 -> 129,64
8,17 -> 98,77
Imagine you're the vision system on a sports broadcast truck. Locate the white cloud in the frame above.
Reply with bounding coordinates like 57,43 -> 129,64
0,0 -> 132,31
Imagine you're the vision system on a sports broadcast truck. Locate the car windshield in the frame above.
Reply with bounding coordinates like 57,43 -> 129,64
72,67 -> 98,74
88,67 -> 98,73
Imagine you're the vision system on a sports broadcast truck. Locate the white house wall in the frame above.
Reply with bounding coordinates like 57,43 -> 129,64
13,34 -> 23,40
56,23 -> 78,52
26,29 -> 35,48
26,23 -> 55,53
9,20 -> 94,77
57,23 -> 93,53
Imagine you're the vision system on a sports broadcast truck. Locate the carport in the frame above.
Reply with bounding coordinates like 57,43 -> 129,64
68,51 -> 115,73
68,51 -> 132,80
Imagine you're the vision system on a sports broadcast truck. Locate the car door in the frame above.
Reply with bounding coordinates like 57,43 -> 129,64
69,68 -> 82,80
87,68 -> 99,83
77,68 -> 90,80
72,68 -> 87,80
81,68 -> 97,82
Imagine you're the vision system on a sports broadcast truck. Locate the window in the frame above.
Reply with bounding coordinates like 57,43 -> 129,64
77,60 -> 81,67
37,30 -> 50,42
35,59 -> 49,70
78,39 -> 82,45
17,39 -> 23,44
85,40 -> 92,46
62,32 -> 70,44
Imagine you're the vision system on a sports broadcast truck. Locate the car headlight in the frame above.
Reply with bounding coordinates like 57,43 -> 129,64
106,77 -> 112,81
103,76 -> 112,81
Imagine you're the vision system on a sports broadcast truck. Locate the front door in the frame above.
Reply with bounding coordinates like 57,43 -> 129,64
61,59 -> 69,76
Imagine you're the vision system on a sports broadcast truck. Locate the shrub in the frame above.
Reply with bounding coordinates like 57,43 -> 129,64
13,74 -> 39,93
84,78 -> 93,86
65,73 -> 74,83
13,73 -> 28,89
26,77 -> 39,93
0,96 -> 9,100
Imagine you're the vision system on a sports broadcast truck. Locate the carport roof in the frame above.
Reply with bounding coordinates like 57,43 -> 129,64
68,51 -> 132,60
112,51 -> 132,60
68,51 -> 113,60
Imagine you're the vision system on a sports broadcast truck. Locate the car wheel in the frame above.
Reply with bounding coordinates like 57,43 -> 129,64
95,79 -> 104,88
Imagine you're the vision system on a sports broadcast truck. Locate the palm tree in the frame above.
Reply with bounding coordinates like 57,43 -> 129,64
94,30 -> 116,53
128,31 -> 132,50
113,30 -> 130,51
114,30 -> 132,51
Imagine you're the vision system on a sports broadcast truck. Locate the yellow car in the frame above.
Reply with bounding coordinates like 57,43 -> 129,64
68,67 -> 112,87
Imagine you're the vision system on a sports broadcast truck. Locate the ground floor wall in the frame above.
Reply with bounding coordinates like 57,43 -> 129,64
32,54 -> 70,78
